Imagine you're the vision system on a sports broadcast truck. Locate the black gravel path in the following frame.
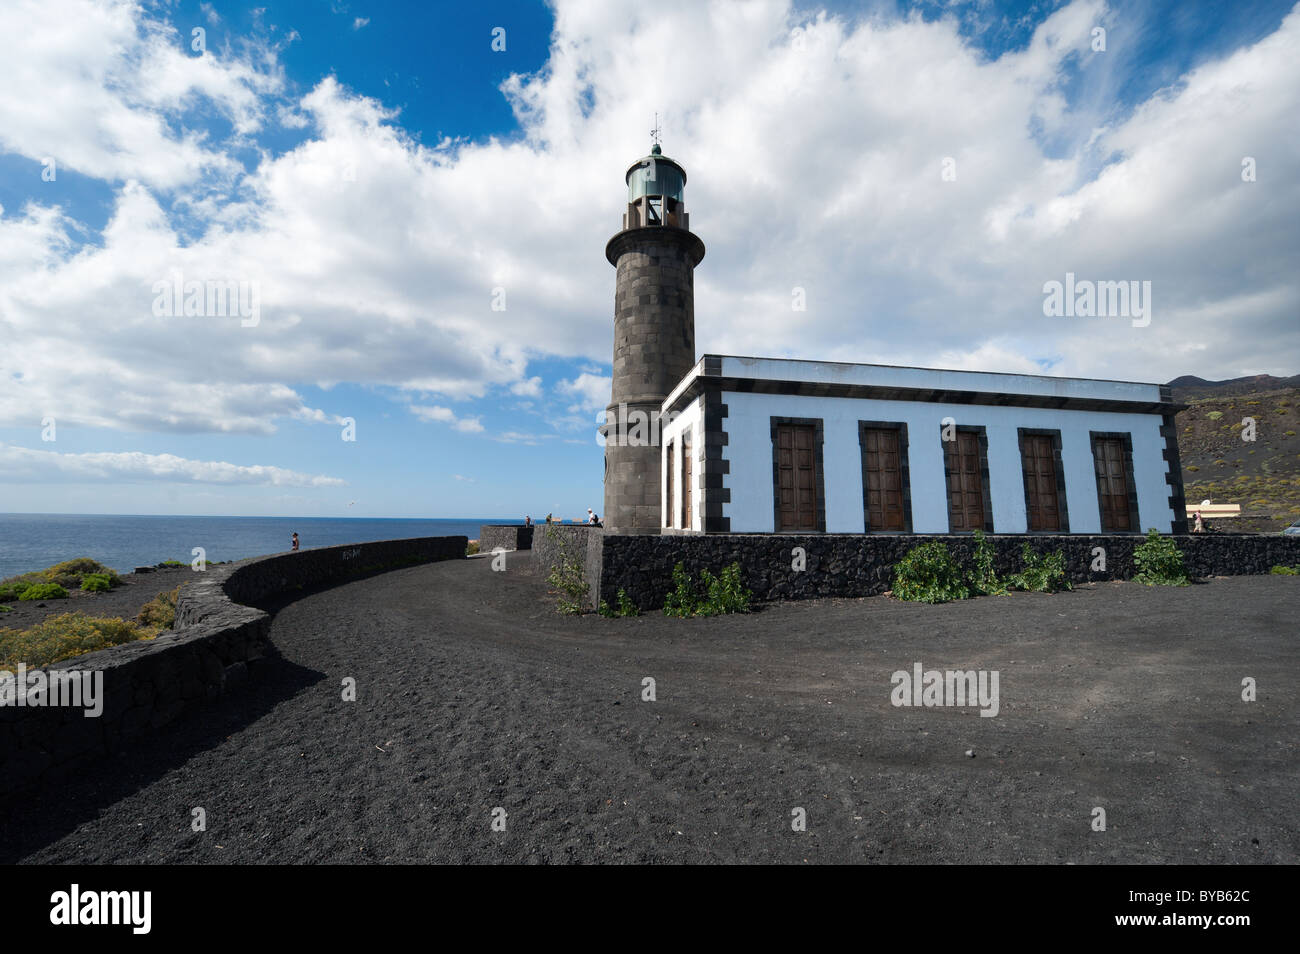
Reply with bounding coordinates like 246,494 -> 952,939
3,553 -> 1296,863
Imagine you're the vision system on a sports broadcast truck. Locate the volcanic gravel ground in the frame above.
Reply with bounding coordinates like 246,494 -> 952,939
3,553 -> 1296,863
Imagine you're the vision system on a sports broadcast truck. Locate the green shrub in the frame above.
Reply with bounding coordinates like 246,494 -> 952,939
136,586 -> 182,632
159,560 -> 184,567
1269,565 -> 1299,575
599,588 -> 642,618
663,562 -> 752,616
18,583 -> 68,601
1,612 -> 146,670
968,530 -> 1007,596
547,559 -> 589,615
466,540 -> 480,556
1005,543 -> 1071,593
0,582 -> 28,602
892,542 -> 969,603
1206,410 -> 1223,421
616,588 -> 640,617
1132,529 -> 1190,586
45,558 -> 118,589
80,573 -> 115,593
663,563 -> 698,617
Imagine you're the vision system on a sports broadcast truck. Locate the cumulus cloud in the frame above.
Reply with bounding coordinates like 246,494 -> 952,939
0,0 -> 1296,449
0,442 -> 345,486
557,372 -> 613,412
410,404 -> 485,432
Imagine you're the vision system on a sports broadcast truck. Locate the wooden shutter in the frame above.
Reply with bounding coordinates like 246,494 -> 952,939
1021,434 -> 1062,531
1093,437 -> 1131,531
944,431 -> 987,531
862,427 -> 906,531
776,424 -> 818,531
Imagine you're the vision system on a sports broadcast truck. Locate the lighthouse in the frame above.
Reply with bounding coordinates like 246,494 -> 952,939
601,141 -> 706,531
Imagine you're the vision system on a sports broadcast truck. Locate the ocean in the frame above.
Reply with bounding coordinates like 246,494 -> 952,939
0,514 -> 522,579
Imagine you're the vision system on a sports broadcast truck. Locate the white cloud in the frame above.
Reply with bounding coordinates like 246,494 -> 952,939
510,376 -> 543,397
410,404 -> 484,432
0,442 -> 345,486
557,372 -> 612,413
0,0 -> 1296,449
353,17 -> 370,31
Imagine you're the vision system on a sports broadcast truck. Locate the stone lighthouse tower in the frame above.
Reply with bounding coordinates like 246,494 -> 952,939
602,142 -> 706,531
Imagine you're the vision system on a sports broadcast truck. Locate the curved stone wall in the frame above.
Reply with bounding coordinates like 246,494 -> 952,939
0,536 -> 465,797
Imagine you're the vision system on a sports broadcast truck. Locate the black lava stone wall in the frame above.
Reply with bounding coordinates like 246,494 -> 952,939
478,525 -> 534,552
595,533 -> 1300,611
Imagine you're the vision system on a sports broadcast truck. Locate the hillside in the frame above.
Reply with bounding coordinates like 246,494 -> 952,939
1168,375 -> 1299,532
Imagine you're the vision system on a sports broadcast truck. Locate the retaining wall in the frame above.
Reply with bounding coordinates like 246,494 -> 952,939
594,532 -> 1300,611
478,525 -> 534,552
532,525 -> 603,602
0,536 -> 465,797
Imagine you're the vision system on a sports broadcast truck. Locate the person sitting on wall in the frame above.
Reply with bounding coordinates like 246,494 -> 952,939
1192,511 -> 1204,533
545,513 -> 553,525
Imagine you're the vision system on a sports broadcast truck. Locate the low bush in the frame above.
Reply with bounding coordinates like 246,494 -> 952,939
18,583 -> 68,601
892,542 -> 969,603
1132,529 -> 1190,586
663,562 -> 752,617
45,558 -> 118,590
466,540 -> 480,556
0,613 -> 146,670
1005,544 -> 1071,593
547,559 -> 589,615
1269,565 -> 1299,575
968,530 -> 1007,596
0,582 -> 28,602
80,573 -> 115,593
600,588 -> 642,618
136,586 -> 182,633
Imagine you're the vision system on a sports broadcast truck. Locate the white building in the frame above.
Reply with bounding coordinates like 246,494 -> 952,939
660,354 -> 1186,535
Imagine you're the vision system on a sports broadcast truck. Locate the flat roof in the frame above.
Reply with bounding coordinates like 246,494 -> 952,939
663,354 -> 1175,414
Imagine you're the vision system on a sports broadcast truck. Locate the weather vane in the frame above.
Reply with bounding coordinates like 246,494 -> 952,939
650,113 -> 662,147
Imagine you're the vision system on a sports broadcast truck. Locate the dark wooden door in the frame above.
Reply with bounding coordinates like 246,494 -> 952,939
681,440 -> 692,530
1093,437 -> 1131,531
776,424 -> 818,531
862,427 -> 906,531
1022,434 -> 1061,531
944,431 -> 986,531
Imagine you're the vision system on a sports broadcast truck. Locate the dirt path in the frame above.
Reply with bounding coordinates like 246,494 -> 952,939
3,553 -> 1295,863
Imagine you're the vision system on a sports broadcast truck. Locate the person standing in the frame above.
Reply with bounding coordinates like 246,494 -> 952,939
525,515 -> 532,527
291,531 -> 300,551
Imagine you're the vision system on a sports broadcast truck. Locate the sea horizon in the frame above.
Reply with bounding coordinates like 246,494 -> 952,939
0,513 -> 549,579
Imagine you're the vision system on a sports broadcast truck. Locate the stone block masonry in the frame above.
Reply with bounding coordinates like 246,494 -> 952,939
591,532 -> 1300,612
0,536 -> 465,798
478,525 -> 534,552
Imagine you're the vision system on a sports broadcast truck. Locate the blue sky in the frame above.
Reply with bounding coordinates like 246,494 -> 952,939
0,0 -> 1296,518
